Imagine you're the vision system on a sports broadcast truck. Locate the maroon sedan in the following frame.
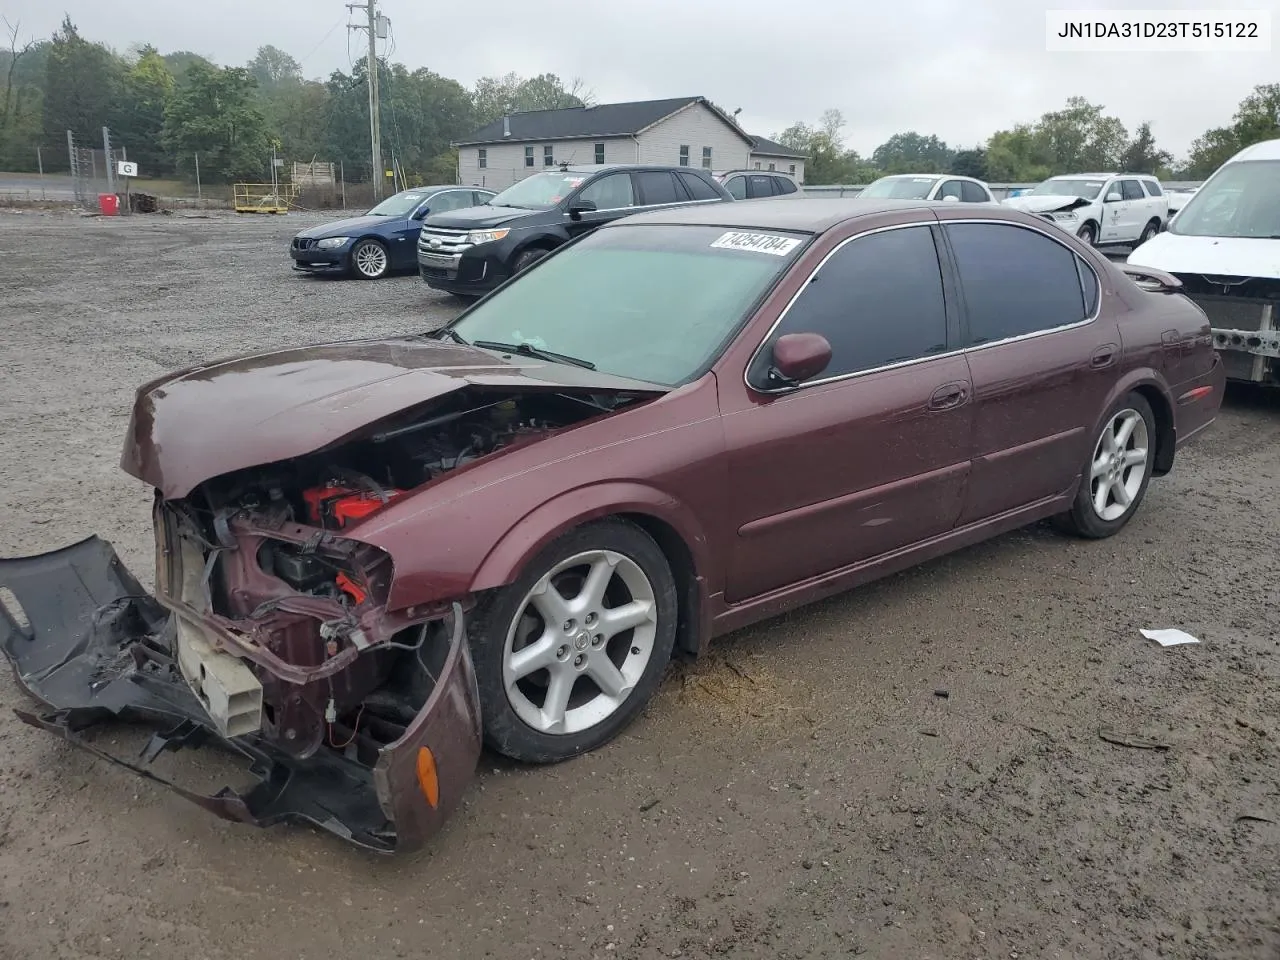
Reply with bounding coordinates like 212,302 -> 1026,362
0,198 -> 1224,853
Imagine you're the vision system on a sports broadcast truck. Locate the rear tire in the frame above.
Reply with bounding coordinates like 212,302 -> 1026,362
1054,392 -> 1156,539
468,519 -> 678,764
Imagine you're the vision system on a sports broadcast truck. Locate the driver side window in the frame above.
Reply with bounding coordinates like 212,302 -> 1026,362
577,173 -> 635,210
428,191 -> 474,214
765,225 -> 949,381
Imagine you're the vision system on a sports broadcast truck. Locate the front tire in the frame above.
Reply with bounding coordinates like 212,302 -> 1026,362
1076,221 -> 1098,246
512,247 -> 551,274
1136,219 -> 1160,246
1055,392 -> 1156,539
469,519 -> 678,763
350,239 -> 389,279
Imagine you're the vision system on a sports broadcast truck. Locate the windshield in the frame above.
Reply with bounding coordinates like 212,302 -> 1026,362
1029,178 -> 1106,200
859,176 -> 939,199
366,191 -> 428,217
446,225 -> 807,386
1170,159 -> 1280,238
488,171 -> 589,210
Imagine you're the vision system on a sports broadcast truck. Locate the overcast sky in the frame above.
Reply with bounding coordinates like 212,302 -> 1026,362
4,0 -> 1274,160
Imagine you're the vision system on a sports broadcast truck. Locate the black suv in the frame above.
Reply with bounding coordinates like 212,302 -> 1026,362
416,164 -> 733,297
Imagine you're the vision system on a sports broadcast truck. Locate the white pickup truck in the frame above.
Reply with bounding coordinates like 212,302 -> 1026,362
1002,173 -> 1170,248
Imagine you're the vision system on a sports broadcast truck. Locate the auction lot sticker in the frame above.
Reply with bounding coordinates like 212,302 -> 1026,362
710,231 -> 801,256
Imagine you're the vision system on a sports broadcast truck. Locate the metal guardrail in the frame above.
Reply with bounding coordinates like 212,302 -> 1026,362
801,181 -> 1205,201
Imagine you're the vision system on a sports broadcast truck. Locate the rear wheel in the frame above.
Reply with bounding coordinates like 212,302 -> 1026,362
1055,392 -> 1156,538
350,239 -> 389,279
469,519 -> 678,763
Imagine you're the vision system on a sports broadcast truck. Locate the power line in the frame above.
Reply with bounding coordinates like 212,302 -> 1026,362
297,14 -> 346,69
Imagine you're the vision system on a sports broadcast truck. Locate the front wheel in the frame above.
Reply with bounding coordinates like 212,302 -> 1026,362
1055,392 -> 1156,539
1136,220 -> 1160,246
1076,221 -> 1098,246
469,519 -> 678,763
350,239 -> 389,279
512,247 -> 550,274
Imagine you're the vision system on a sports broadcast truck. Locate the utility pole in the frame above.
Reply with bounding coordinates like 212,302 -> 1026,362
347,0 -> 387,200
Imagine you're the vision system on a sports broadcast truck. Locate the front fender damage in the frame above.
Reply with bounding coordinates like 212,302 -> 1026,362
0,536 -> 482,854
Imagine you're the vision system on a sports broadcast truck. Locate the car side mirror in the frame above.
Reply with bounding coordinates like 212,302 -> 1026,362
567,199 -> 597,220
1104,191 -> 1122,202
767,333 -> 832,387
410,206 -> 429,220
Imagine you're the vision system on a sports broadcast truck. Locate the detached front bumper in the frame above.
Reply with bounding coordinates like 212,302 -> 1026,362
0,536 -> 482,854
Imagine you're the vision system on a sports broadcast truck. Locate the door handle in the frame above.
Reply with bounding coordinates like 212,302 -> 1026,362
928,381 -> 969,410
1090,343 -> 1118,368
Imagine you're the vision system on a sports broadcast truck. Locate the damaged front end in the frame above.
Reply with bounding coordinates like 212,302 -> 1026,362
0,527 -> 480,853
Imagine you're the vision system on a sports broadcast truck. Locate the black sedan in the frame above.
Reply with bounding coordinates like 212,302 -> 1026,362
290,185 -> 497,279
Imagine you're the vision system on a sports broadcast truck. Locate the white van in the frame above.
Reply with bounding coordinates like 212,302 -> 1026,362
1128,139 -> 1280,386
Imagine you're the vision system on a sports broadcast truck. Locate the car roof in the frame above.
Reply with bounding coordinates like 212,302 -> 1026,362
1229,138 -> 1280,162
603,197 -> 1030,234
548,163 -> 702,175
397,184 -> 480,194
1050,172 -> 1116,179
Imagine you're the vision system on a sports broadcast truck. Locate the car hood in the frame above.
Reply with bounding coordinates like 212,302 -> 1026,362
1127,232 -> 1280,279
1003,194 -> 1092,214
121,337 -> 667,499
421,206 -> 536,230
295,215 -> 397,239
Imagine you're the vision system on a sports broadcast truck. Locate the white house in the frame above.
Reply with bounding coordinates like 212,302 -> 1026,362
453,96 -> 807,190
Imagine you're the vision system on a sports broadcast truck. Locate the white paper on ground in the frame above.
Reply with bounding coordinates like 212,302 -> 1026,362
1140,628 -> 1202,647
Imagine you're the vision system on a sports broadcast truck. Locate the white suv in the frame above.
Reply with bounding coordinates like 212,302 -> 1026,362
1003,173 -> 1169,247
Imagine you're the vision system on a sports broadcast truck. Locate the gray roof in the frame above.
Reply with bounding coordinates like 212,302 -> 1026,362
456,96 -> 756,147
749,135 -> 808,160
599,197 -> 1035,234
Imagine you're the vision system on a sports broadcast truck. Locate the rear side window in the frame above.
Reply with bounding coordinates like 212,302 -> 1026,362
1142,179 -> 1164,196
724,176 -> 747,200
747,175 -> 776,198
634,170 -> 684,206
679,172 -> 720,200
1121,179 -> 1145,201
770,225 -> 949,378
1078,257 -> 1099,314
960,180 -> 988,203
775,177 -> 798,195
945,222 -> 1089,345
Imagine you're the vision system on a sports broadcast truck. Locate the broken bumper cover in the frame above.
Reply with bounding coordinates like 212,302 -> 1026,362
0,536 -> 483,854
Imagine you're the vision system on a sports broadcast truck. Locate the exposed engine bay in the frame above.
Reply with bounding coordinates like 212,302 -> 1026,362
155,388 -> 631,767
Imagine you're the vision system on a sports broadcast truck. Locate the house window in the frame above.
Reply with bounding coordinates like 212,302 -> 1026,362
478,148 -> 487,169
768,162 -> 776,171
789,163 -> 796,175
753,161 -> 761,170
594,142 -> 605,164
525,146 -> 534,167
679,145 -> 689,166
544,145 -> 554,166
702,146 -> 712,169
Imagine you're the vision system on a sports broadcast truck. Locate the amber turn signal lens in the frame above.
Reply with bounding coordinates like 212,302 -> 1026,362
416,746 -> 440,808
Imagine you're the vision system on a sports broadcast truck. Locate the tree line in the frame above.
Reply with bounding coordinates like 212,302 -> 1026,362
776,86 -> 1280,184
2,15 -> 1276,187
0,16 -> 591,184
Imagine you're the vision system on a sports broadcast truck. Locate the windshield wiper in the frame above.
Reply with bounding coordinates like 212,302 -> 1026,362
434,327 -> 468,345
472,339 -> 596,370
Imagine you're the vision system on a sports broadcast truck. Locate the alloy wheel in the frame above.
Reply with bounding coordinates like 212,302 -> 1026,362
1089,408 -> 1150,522
501,549 -> 659,736
353,242 -> 387,278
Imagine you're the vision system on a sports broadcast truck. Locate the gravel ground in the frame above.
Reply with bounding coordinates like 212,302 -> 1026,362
0,209 -> 1277,960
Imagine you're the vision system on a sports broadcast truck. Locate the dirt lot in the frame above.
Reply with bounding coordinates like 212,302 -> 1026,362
0,209 -> 1277,960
